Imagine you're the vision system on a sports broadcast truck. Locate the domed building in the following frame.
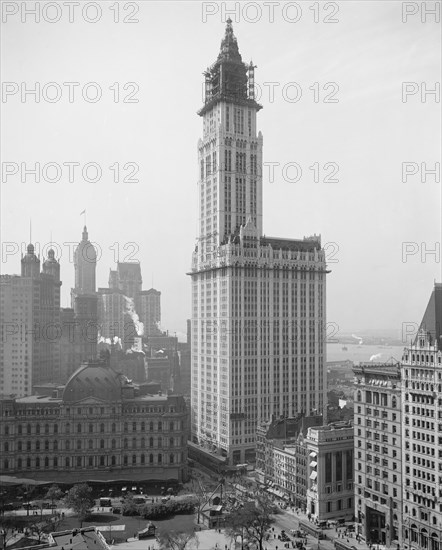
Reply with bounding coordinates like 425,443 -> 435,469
0,359 -> 189,484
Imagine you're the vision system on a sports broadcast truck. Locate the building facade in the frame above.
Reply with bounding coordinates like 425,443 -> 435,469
305,422 -> 354,522
190,19 -> 327,465
255,415 -> 322,509
139,288 -> 161,337
401,282 -> 442,550
0,244 -> 62,396
0,359 -> 189,483
353,363 -> 403,547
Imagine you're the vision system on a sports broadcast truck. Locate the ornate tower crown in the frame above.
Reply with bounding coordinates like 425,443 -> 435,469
198,19 -> 262,116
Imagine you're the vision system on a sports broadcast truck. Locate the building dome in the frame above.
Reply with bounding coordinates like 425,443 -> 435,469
62,361 -> 124,403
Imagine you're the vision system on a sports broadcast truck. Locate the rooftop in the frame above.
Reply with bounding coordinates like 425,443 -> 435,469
49,527 -> 109,550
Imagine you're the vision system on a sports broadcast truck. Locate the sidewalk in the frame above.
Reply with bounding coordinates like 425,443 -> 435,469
284,507 -> 390,550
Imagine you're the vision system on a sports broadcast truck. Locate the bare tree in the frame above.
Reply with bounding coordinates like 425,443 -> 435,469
158,530 -> 198,550
45,485 -> 63,512
225,494 -> 275,550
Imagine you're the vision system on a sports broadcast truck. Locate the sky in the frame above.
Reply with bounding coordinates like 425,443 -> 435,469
1,1 -> 441,341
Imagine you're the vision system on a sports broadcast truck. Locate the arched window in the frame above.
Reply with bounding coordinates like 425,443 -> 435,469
77,440 -> 82,450
45,457 -> 49,468
100,456 -> 105,466
45,440 -> 49,451
123,455 -> 128,466
141,422 -> 145,432
18,441 -> 22,451
65,423 -> 70,434
132,422 -> 136,432
149,421 -> 154,431
149,437 -> 154,447
27,424 -> 31,434
169,438 -> 174,448
17,458 -> 22,469
111,423 -> 116,433
77,456 -> 82,467
124,422 -> 128,432
132,437 -> 137,449
100,423 -> 105,433
158,454 -> 162,464
65,457 -> 70,468
158,422 -> 162,432
45,424 -> 49,434
124,438 -> 128,449
18,424 -> 22,435
89,439 -> 93,450
36,440 -> 40,451
54,424 -> 58,434
89,424 -> 93,433
170,454 -> 174,464
111,456 -> 116,466
149,454 -> 154,464
36,457 -> 40,469
3,460 -> 8,470
53,440 -> 58,451
88,457 -> 93,467
27,458 -> 31,469
100,439 -> 105,449
357,391 -> 362,402
157,437 -> 162,448
169,422 -> 174,432
53,457 -> 58,467
141,437 -> 145,448
132,454 -> 136,465
66,440 -> 70,451
4,442 -> 8,453
392,397 -> 397,408
111,439 -> 116,450
141,454 -> 145,464
4,426 -> 9,436
36,424 -> 40,434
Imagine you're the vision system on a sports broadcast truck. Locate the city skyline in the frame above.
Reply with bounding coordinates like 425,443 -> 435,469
2,2 -> 440,338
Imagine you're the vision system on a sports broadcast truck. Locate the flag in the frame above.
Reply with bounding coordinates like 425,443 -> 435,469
80,209 -> 86,215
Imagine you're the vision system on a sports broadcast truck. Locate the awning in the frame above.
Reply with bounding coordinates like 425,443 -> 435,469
309,471 -> 317,480
310,461 -> 317,467
309,452 -> 317,458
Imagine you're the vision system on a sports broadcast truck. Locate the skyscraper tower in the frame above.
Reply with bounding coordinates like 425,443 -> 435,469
0,242 -> 61,395
71,226 -> 98,363
74,226 -> 96,294
190,20 -> 328,465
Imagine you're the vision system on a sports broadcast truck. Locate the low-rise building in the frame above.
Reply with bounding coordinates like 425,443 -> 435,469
256,414 -> 322,509
306,421 -> 354,522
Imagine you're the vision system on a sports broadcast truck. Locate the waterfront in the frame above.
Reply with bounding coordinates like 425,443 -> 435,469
327,343 -> 405,364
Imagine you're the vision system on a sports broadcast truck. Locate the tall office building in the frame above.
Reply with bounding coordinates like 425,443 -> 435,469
401,282 -> 442,550
190,20 -> 327,464
139,288 -> 161,337
353,362 -> 403,547
71,226 -> 98,362
0,243 -> 61,395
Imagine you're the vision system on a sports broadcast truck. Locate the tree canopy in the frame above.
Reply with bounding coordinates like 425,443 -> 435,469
64,484 -> 94,527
